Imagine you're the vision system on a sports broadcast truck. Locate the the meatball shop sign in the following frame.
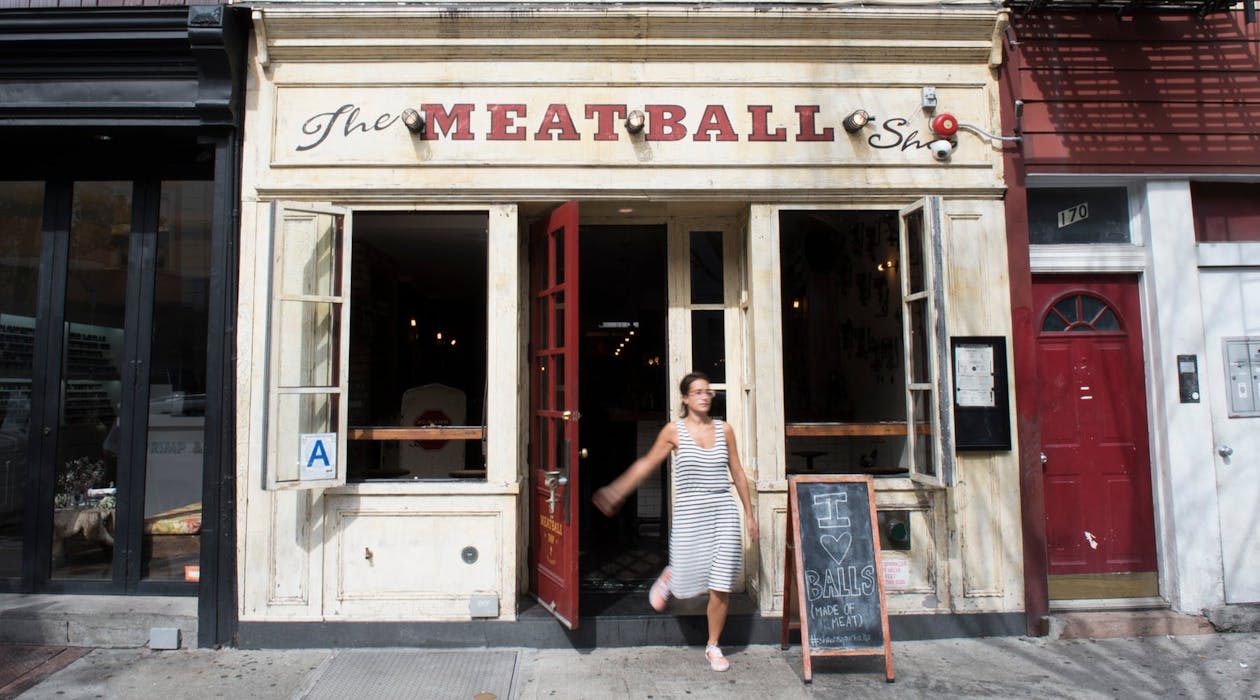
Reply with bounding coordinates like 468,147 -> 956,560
781,475 -> 894,683
270,86 -> 952,167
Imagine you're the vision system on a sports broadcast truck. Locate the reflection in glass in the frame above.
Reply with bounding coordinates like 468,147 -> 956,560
280,210 -> 340,297
691,310 -> 725,383
276,301 -> 338,387
143,181 -> 210,581
0,182 -> 43,580
275,393 -> 336,483
54,182 -> 131,580
689,231 -> 724,304
904,210 -> 925,294
908,299 -> 929,384
911,391 -> 935,477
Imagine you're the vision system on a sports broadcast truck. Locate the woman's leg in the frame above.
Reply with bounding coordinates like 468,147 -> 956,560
706,589 -> 730,646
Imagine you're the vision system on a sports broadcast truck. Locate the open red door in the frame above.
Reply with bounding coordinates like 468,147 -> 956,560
529,201 -> 581,628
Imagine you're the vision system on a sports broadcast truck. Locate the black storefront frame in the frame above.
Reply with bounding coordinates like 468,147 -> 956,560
0,5 -> 246,647
19,179 -> 190,597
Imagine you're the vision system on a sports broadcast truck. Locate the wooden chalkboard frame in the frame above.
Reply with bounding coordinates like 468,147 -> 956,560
780,474 -> 894,683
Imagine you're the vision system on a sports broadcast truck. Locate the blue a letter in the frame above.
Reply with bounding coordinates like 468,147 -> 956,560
306,440 -> 331,468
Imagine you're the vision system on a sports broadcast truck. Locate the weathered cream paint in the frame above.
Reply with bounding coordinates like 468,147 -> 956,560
238,4 -> 1023,624
745,202 -> 1019,617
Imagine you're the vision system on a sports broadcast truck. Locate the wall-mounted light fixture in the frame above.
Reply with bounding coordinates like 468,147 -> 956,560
842,109 -> 873,134
401,108 -> 426,136
624,110 -> 646,135
876,259 -> 897,272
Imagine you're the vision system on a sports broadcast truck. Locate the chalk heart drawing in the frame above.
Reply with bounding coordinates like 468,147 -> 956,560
820,532 -> 852,566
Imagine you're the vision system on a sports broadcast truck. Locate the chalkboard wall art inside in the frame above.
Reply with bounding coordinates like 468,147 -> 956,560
781,475 -> 894,683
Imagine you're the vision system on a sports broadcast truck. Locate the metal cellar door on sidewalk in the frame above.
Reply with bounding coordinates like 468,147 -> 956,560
529,201 -> 582,628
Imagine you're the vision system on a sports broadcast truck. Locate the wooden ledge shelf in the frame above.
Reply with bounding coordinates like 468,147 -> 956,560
349,426 -> 485,440
785,422 -> 931,437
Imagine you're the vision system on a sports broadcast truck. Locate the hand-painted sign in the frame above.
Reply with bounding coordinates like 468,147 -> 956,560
782,475 -> 893,683
272,86 -> 988,167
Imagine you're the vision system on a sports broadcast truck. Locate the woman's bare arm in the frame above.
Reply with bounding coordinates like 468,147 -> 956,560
592,423 -> 678,517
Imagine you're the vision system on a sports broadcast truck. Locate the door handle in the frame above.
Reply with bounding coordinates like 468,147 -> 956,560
1040,451 -> 1047,468
543,470 -> 568,516
1218,444 -> 1234,458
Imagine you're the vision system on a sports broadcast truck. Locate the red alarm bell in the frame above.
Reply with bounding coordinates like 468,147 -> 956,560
930,113 -> 959,138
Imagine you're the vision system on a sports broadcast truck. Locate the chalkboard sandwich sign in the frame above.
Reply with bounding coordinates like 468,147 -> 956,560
780,474 -> 894,683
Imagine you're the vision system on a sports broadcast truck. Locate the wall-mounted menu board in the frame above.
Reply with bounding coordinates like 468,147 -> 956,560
780,474 -> 894,683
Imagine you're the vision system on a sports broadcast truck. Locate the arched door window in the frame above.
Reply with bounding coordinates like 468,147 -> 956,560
1041,293 -> 1121,333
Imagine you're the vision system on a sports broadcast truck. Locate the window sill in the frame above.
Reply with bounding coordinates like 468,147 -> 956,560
328,479 -> 521,496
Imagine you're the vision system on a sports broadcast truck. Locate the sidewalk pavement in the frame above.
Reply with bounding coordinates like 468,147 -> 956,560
6,632 -> 1259,699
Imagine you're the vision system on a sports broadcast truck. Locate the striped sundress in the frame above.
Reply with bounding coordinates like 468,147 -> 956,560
667,419 -> 743,598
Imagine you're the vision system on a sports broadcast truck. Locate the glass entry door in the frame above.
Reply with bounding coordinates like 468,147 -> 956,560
1,179 -> 211,593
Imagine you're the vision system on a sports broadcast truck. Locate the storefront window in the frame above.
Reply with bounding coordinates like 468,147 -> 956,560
0,182 -> 43,581
54,182 -> 130,580
346,212 -> 488,481
779,210 -> 907,477
779,203 -> 951,485
143,181 -> 211,581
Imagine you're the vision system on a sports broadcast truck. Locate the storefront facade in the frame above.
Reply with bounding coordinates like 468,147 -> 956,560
236,3 -> 1026,644
1000,9 -> 1260,631
0,4 -> 247,647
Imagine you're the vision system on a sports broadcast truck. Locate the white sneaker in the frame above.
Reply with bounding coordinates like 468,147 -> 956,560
704,645 -> 729,672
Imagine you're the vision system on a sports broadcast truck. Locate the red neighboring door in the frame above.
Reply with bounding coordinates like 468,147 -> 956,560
529,201 -> 581,628
1034,276 -> 1157,576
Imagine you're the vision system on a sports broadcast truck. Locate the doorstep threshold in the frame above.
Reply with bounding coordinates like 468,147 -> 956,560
1049,596 -> 1167,612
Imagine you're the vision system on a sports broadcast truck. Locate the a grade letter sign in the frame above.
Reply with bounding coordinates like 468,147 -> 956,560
299,433 -> 337,481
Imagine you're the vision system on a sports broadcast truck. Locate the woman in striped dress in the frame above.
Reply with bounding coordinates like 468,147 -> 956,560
592,371 -> 759,672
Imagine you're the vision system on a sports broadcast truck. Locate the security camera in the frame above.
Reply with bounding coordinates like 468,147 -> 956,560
929,139 -> 954,161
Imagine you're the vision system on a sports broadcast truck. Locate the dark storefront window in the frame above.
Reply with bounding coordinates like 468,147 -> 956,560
143,181 -> 211,581
347,212 -> 489,481
0,178 -> 213,591
53,182 -> 130,580
0,182 -> 43,580
779,210 -> 908,476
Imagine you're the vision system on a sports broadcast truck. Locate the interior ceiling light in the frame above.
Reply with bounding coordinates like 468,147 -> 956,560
842,109 -> 872,134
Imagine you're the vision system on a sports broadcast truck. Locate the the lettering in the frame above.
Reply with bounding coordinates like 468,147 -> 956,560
585,104 -> 627,141
804,564 -> 878,600
868,117 -> 931,151
488,104 -> 528,140
813,492 -> 851,529
539,513 -> 564,536
794,105 -> 834,142
297,103 -> 401,151
534,103 -> 581,141
693,105 -> 738,142
421,103 -> 474,141
291,102 -> 937,157
645,104 -> 687,141
747,105 -> 787,142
